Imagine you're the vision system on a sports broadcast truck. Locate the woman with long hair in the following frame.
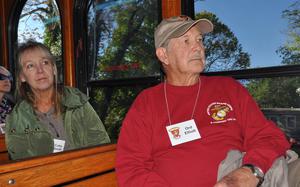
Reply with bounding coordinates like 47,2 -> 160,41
5,41 -> 110,160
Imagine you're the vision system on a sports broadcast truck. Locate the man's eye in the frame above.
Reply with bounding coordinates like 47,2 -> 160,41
197,37 -> 203,42
184,39 -> 189,44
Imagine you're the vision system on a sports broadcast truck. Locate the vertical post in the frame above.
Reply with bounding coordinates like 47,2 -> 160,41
60,0 -> 75,87
0,1 -> 9,68
162,0 -> 181,18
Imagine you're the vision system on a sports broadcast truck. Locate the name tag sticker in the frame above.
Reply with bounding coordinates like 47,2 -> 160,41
53,139 -> 65,153
166,119 -> 201,146
0,123 -> 5,134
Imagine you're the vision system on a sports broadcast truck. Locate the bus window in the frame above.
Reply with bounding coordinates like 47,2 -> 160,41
89,82 -> 158,143
17,0 -> 63,83
240,77 -> 300,144
86,0 -> 161,81
80,0 -> 162,142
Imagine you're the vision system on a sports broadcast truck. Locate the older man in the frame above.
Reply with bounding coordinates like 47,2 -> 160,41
116,15 -> 290,187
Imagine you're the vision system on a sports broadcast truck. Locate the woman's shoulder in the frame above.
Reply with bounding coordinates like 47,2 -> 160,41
62,86 -> 89,108
6,100 -> 34,128
10,100 -> 31,113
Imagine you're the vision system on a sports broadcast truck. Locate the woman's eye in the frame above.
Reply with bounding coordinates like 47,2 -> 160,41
184,39 -> 189,44
42,59 -> 50,65
26,63 -> 34,70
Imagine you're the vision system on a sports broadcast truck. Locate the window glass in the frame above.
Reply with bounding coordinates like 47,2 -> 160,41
18,0 -> 63,82
89,82 -> 158,142
240,76 -> 300,143
194,0 -> 300,71
87,0 -> 160,80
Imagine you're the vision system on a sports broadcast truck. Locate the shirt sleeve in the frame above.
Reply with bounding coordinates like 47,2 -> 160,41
116,93 -> 170,187
231,79 -> 291,173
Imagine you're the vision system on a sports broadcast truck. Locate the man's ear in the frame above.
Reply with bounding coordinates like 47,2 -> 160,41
156,47 -> 169,66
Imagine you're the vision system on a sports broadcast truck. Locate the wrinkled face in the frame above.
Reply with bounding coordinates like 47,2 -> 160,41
19,48 -> 55,94
0,69 -> 11,93
165,26 -> 206,75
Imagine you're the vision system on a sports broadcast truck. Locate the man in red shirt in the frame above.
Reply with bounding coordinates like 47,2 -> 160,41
116,15 -> 290,187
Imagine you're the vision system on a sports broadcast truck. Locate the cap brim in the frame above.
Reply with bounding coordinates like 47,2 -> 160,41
178,18 -> 213,36
168,19 -> 213,41
156,18 -> 214,48
194,19 -> 214,34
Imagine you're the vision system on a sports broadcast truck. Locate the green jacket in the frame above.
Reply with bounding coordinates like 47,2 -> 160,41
5,87 -> 110,160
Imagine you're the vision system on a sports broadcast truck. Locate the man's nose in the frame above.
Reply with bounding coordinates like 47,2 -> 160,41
192,41 -> 204,51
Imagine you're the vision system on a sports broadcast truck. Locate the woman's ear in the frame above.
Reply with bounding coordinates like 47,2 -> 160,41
156,47 -> 169,66
19,73 -> 26,82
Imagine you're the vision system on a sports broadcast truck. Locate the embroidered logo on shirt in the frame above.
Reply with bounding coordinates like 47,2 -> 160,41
169,127 -> 181,139
207,102 -> 236,124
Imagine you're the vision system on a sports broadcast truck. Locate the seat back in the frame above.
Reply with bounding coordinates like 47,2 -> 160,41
0,143 -> 117,186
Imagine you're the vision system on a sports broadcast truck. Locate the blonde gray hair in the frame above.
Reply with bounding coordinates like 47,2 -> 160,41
16,40 -> 62,116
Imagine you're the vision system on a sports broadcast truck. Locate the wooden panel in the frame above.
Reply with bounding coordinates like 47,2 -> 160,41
60,0 -> 75,87
0,135 -> 6,153
0,144 -> 116,186
0,135 -> 9,163
0,0 -> 9,67
0,0 -> 16,68
162,0 -> 181,18
65,171 -> 117,187
0,144 -> 116,173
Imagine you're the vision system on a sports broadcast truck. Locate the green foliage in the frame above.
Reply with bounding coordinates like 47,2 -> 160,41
19,0 -> 62,56
90,85 -> 153,143
247,78 -> 300,108
196,11 -> 251,71
277,46 -> 300,65
277,0 -> 300,65
282,1 -> 300,47
247,1 -> 300,109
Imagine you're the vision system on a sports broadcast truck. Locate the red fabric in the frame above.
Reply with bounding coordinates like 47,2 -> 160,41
116,76 -> 290,187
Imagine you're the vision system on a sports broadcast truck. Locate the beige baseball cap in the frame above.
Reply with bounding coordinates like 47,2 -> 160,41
154,15 -> 213,48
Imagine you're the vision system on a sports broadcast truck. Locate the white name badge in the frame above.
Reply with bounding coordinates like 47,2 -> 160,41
166,119 -> 201,146
53,139 -> 65,153
0,123 -> 5,134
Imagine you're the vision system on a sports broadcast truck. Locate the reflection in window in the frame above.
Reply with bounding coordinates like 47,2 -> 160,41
87,0 -> 160,80
241,77 -> 300,142
194,1 -> 300,71
18,0 -> 63,82
90,83 -> 157,142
